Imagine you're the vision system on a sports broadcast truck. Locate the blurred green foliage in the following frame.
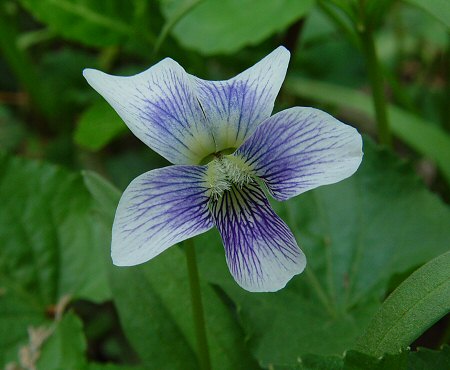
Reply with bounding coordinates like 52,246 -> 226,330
0,0 -> 449,369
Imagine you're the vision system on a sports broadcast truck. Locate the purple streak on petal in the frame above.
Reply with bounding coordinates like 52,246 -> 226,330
210,182 -> 306,292
236,107 -> 363,201
83,60 -> 215,165
190,46 -> 290,151
112,165 -> 213,266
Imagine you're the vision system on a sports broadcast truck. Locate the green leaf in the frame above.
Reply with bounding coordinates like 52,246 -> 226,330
160,0 -> 315,55
0,6 -> 57,121
405,0 -> 450,28
356,251 -> 450,357
408,346 -> 450,370
342,347 -> 450,370
0,153 -> 110,364
0,106 -> 26,151
195,140 -> 450,366
37,312 -> 87,370
108,251 -> 259,370
108,266 -> 199,369
296,353 -> 343,370
75,100 -> 127,151
154,0 -> 203,54
40,48 -> 98,122
88,364 -> 146,370
18,0 -> 149,47
0,286 -> 47,367
343,350 -> 409,370
82,170 -> 121,221
284,76 -> 450,184
82,171 -> 259,370
364,0 -> 397,28
273,346 -> 450,369
37,311 -> 145,370
0,153 -> 111,303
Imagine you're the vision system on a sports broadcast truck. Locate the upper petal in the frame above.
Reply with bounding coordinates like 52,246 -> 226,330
191,46 -> 290,152
235,107 -> 363,201
112,165 -> 213,266
210,181 -> 306,292
83,59 -> 215,165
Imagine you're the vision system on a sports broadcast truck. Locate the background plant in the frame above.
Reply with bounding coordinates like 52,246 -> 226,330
0,0 -> 449,369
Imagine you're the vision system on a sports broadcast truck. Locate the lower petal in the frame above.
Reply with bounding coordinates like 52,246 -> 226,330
112,165 -> 213,266
210,182 -> 306,292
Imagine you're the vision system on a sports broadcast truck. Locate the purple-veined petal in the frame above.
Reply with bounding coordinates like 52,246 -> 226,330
83,59 -> 215,165
112,165 -> 213,266
191,46 -> 290,152
210,181 -> 306,292
235,107 -> 363,201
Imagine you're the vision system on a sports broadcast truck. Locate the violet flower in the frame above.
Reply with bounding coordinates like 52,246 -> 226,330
83,47 -> 362,292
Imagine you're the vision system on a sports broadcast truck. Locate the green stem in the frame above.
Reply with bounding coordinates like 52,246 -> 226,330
184,239 -> 212,370
357,2 -> 392,147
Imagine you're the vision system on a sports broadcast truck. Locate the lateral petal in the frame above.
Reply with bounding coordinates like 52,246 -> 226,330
83,59 -> 215,165
236,107 -> 363,201
112,165 -> 213,266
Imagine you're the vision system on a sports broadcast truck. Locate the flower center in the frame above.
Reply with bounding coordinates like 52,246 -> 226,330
199,147 -> 236,165
205,154 -> 254,200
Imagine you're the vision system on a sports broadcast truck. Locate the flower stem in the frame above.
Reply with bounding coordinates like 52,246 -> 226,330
184,238 -> 212,370
357,1 -> 392,147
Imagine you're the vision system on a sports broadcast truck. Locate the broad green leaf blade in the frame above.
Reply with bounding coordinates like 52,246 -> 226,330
37,312 -> 87,370
37,311 -> 145,370
342,350 -> 409,370
83,171 -> 259,370
356,251 -> 450,357
161,0 -> 315,55
272,353 -> 343,369
108,267 -> 199,369
196,140 -> 450,366
107,251 -> 259,370
75,100 -> 127,151
343,347 -> 450,370
273,346 -> 450,369
0,288 -> 47,366
19,0 -> 147,47
140,247 -> 259,370
405,0 -> 450,28
285,76 -> 450,184
0,153 -> 110,364
0,152 -> 110,304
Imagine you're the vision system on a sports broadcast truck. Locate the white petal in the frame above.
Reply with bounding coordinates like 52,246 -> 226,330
83,59 -> 215,165
191,46 -> 290,152
112,165 -> 213,266
236,107 -> 363,201
210,182 -> 306,292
